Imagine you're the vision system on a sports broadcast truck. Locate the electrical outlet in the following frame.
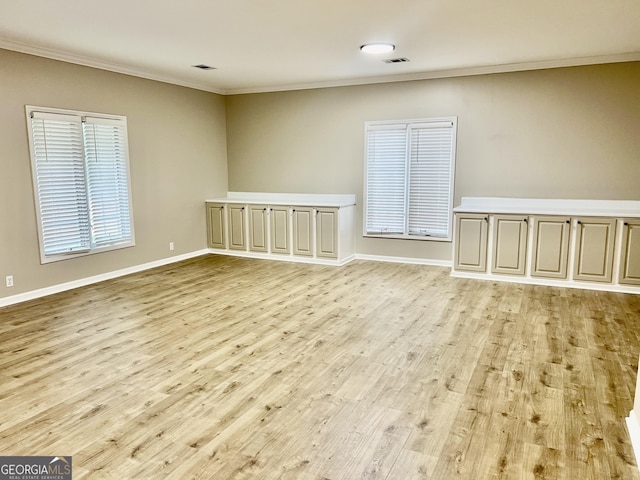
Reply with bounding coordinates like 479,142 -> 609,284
6,275 -> 13,288
169,242 -> 174,251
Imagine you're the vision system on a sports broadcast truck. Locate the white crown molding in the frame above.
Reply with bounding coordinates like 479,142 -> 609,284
0,38 -> 226,95
2,36 -> 639,96
225,51 -> 640,95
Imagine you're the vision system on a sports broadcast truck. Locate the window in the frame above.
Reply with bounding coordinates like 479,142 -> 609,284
26,106 -> 135,263
364,117 -> 457,241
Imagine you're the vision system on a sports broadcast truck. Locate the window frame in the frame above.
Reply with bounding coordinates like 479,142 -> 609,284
363,117 -> 457,242
26,105 -> 135,264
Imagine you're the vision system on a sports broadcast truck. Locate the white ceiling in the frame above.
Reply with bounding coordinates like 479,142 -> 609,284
1,0 -> 639,95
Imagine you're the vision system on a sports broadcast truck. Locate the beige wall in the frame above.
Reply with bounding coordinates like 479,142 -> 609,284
0,49 -> 228,299
225,62 -> 640,260
2,52 -> 639,300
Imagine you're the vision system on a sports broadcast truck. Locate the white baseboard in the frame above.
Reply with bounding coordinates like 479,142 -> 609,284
207,249 -> 355,266
451,270 -> 640,294
627,411 -> 640,471
355,253 -> 452,267
208,249 -> 452,268
0,249 -> 209,308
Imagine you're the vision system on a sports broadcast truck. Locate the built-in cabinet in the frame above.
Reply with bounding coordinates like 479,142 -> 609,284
619,220 -> 640,285
530,216 -> 571,279
205,193 -> 356,266
316,208 -> 338,259
228,205 -> 246,250
453,198 -> 640,293
206,203 -> 226,249
249,205 -> 268,252
270,206 -> 290,255
491,215 -> 528,276
292,207 -> 314,257
573,217 -> 616,283
453,214 -> 488,272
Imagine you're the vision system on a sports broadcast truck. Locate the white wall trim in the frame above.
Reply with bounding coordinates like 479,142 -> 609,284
451,270 -> 640,294
355,253 -> 452,267
208,249 -> 355,266
0,37 -> 225,95
208,249 -> 452,267
2,37 -> 639,96
225,52 -> 640,95
0,250 -> 209,308
626,411 -> 640,472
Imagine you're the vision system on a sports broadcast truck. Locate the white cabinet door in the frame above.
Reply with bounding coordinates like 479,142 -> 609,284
270,206 -> 290,255
619,220 -> 640,285
491,215 -> 528,276
228,205 -> 247,251
531,216 -> 571,279
206,203 -> 226,249
248,205 -> 268,252
573,217 -> 616,282
454,214 -> 488,272
316,208 -> 338,259
292,207 -> 313,256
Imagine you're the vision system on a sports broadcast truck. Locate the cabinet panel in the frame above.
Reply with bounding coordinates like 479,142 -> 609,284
206,203 -> 226,249
531,216 -> 570,279
492,215 -> 528,276
228,205 -> 247,250
573,218 -> 616,282
454,214 -> 488,272
316,208 -> 338,259
292,207 -> 313,256
270,206 -> 290,254
248,205 -> 268,252
619,220 -> 640,285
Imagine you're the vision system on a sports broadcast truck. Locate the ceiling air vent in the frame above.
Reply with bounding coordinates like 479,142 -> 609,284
192,64 -> 216,70
383,57 -> 410,64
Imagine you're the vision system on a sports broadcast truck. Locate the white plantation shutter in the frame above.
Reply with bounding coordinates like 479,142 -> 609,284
27,107 -> 134,263
83,117 -> 133,248
364,118 -> 456,240
365,124 -> 407,234
407,121 -> 455,237
30,112 -> 91,255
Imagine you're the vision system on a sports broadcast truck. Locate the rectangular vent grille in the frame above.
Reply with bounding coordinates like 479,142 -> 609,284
383,57 -> 410,64
192,64 -> 217,70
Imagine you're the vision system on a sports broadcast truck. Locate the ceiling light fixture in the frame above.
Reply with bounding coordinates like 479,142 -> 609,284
360,43 -> 396,54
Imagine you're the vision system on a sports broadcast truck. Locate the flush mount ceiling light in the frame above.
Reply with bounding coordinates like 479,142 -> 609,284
360,43 -> 395,54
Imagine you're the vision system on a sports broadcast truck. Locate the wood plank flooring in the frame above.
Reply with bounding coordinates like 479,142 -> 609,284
1,254 -> 640,479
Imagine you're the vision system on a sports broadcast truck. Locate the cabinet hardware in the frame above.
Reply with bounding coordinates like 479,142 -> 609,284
566,220 -> 570,224
625,222 -> 629,226
577,220 -> 582,224
483,217 -> 488,222
523,218 -> 528,223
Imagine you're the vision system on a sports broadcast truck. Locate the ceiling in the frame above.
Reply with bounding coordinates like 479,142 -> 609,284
1,0 -> 639,95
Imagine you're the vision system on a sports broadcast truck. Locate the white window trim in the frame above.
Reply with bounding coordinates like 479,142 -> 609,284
363,116 -> 457,242
26,105 -> 135,264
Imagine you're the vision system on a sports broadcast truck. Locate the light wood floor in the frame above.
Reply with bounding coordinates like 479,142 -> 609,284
1,255 -> 640,479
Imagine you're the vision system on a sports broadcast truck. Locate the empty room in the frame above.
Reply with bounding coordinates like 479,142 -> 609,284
1,1 -> 640,479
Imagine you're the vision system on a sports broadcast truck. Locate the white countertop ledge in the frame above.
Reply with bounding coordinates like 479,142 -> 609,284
454,197 -> 640,218
206,192 -> 357,208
